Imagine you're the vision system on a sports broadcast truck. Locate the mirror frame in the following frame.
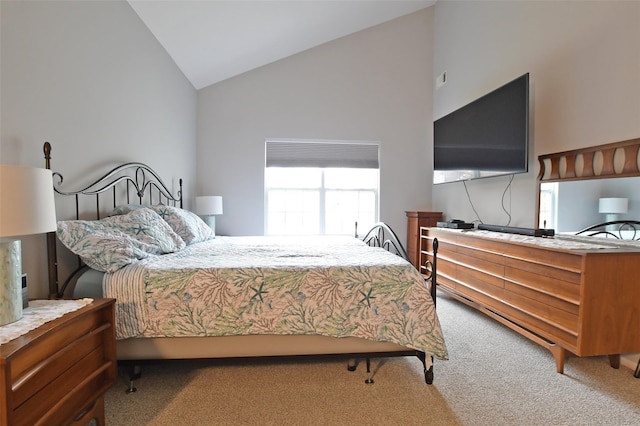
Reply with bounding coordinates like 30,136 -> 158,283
536,137 -> 640,224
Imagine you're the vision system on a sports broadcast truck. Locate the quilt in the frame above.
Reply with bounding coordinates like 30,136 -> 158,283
103,236 -> 448,360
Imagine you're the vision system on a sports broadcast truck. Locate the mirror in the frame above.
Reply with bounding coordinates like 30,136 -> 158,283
539,178 -> 640,232
537,138 -> 640,233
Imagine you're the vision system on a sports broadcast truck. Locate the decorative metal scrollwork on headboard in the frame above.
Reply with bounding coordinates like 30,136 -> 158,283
43,141 -> 184,298
44,142 -> 182,220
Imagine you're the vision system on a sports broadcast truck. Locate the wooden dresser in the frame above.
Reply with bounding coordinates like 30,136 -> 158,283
421,228 -> 640,373
405,211 -> 442,269
0,298 -> 116,426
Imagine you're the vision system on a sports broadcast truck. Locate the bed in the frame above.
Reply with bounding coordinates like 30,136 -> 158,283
43,143 -> 448,388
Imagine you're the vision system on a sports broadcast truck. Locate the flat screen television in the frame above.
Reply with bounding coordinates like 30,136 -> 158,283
433,73 -> 529,184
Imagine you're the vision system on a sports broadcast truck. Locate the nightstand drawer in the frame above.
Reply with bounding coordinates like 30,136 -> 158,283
12,311 -> 108,402
15,347 -> 112,425
13,326 -> 110,406
1,299 -> 116,426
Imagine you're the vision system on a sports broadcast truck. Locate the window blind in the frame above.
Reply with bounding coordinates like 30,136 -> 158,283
265,141 -> 379,169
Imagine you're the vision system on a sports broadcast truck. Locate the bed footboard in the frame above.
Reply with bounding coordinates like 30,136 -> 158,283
575,220 -> 640,240
361,222 -> 439,384
362,222 -> 410,262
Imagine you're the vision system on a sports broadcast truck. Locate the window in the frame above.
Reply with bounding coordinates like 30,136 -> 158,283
265,141 -> 379,236
538,182 -> 558,229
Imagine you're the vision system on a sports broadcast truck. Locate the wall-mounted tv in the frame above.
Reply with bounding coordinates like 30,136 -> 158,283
433,73 -> 529,184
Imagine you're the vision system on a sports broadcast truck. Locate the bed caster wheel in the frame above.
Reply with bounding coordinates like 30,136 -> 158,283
126,382 -> 137,394
347,359 -> 357,372
365,377 -> 374,384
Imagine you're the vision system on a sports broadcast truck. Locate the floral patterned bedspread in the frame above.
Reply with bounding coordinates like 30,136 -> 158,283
103,236 -> 448,360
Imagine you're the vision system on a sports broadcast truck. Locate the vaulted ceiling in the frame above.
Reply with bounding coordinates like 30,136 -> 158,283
128,1 -> 436,90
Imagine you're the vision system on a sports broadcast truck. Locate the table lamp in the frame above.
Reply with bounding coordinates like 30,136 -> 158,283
0,165 -> 57,326
195,196 -> 223,237
598,197 -> 628,223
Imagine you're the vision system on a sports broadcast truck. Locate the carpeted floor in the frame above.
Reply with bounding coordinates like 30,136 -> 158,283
105,293 -> 640,425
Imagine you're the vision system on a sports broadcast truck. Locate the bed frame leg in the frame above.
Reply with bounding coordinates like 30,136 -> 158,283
347,359 -> 357,372
417,351 -> 434,384
425,362 -> 434,384
365,358 -> 374,384
126,363 -> 142,394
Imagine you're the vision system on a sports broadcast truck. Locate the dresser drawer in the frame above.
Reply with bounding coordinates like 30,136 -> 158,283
424,226 -> 640,373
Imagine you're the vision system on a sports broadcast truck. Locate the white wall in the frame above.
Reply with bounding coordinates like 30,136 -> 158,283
197,8 -> 436,244
1,0 -> 197,298
432,0 -> 640,226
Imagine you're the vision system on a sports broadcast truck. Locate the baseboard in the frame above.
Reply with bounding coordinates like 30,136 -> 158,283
621,354 -> 639,371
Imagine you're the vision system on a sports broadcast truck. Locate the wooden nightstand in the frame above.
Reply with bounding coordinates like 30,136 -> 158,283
0,298 -> 116,426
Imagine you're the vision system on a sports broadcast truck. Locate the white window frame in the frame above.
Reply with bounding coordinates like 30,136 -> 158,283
265,168 -> 379,236
539,182 -> 558,229
264,139 -> 380,236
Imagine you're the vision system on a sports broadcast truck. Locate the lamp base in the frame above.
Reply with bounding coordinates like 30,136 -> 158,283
0,239 -> 24,326
202,215 -> 216,237
604,214 -> 619,232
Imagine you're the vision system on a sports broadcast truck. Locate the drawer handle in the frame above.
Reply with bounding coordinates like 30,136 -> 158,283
73,400 -> 96,422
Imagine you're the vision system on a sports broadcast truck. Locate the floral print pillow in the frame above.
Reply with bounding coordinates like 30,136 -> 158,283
149,205 -> 214,245
57,208 -> 186,273
109,204 -> 144,216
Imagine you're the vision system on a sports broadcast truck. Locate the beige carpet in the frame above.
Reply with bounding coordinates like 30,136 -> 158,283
105,293 -> 640,425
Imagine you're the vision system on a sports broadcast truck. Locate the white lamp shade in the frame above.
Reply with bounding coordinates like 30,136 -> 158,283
195,196 -> 223,216
598,197 -> 629,215
1,165 -> 57,326
0,165 -> 57,237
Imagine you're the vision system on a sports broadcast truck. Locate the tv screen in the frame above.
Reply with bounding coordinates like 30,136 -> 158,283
433,73 -> 529,184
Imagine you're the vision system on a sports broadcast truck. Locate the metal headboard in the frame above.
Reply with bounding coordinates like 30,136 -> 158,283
43,142 -> 183,298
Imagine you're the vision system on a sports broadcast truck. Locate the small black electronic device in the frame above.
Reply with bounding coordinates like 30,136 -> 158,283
437,220 -> 474,230
22,273 -> 28,308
